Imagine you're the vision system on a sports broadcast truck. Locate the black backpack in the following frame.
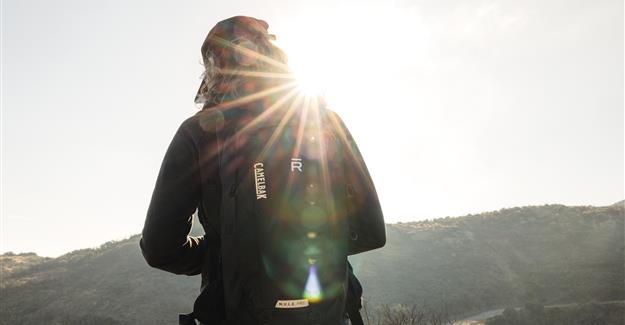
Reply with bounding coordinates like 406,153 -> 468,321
221,101 -> 354,324
184,99 -> 382,325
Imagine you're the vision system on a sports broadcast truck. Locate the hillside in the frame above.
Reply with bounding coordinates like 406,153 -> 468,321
350,203 -> 624,315
1,203 -> 623,324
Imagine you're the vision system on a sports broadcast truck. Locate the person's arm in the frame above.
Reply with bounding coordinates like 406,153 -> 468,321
327,111 -> 386,255
140,119 -> 206,275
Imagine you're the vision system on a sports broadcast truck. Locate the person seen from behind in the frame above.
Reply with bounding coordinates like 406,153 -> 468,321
140,16 -> 386,325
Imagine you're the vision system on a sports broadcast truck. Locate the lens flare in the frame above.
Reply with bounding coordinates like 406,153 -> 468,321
303,265 -> 323,302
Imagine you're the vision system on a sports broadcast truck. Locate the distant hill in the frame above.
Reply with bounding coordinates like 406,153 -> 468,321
1,252 -> 50,276
1,203 -> 623,324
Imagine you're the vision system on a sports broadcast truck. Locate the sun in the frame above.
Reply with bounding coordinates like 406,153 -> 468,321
272,5 -> 391,106
279,34 -> 337,98
276,35 -> 351,105
291,61 -> 326,97
273,19 -> 347,101
272,3 -> 424,116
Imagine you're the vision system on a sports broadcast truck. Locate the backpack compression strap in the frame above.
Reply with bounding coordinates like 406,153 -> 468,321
179,313 -> 197,325
346,262 -> 365,325
347,309 -> 364,325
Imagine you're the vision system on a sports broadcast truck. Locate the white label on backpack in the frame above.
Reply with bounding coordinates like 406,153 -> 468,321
275,299 -> 309,309
254,163 -> 267,199
290,158 -> 303,172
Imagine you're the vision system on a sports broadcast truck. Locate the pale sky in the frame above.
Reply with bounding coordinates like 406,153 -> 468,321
1,0 -> 623,257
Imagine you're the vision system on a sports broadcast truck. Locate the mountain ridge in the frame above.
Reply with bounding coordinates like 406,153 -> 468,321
5,201 -> 623,258
1,202 -> 623,324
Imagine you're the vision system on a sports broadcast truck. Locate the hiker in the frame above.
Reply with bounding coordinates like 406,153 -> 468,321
140,16 -> 386,325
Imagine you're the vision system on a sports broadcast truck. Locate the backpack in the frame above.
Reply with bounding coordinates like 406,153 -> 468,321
217,101 -> 352,325
184,98 -> 383,325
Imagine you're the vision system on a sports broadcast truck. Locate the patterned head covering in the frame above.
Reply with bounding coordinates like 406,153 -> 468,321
195,16 -> 277,104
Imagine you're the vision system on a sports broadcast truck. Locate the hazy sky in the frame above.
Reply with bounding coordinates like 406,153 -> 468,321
2,0 -> 623,257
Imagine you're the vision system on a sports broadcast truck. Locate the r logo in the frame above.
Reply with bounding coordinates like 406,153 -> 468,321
291,158 -> 302,172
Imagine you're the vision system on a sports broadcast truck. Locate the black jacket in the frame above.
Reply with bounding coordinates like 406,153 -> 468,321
140,103 -> 385,284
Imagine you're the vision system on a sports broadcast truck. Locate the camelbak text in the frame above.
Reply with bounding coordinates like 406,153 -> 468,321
254,163 -> 267,199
